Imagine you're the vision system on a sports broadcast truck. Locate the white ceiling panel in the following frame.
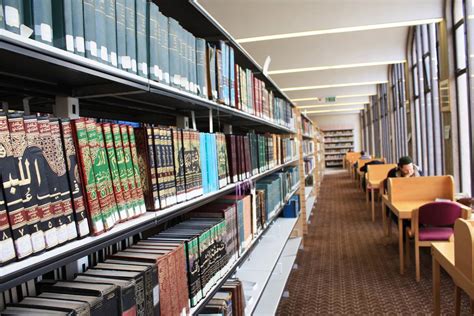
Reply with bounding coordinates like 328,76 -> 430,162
295,96 -> 370,107
197,0 -> 443,40
286,85 -> 377,100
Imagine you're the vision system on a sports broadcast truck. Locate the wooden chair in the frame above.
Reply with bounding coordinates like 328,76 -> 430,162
366,164 -> 396,221
406,201 -> 465,282
454,219 -> 474,314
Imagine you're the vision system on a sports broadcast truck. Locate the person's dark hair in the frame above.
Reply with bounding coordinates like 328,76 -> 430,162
360,150 -> 365,156
398,156 -> 413,167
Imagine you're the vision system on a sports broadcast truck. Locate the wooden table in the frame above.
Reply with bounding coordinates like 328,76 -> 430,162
382,197 -> 432,274
367,179 -> 383,222
432,242 -> 474,316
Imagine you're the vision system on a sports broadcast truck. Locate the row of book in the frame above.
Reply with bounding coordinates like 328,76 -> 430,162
302,139 -> 314,156
0,0 -> 295,130
304,157 -> 315,176
324,137 -> 353,143
324,130 -> 353,137
0,113 -> 149,266
325,142 -> 353,148
200,279 -> 245,316
301,116 -> 313,137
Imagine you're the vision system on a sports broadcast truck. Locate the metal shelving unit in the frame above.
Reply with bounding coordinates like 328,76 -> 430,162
323,128 -> 354,167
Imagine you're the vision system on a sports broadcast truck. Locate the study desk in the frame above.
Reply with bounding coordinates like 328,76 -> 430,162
382,196 -> 433,274
367,179 -> 383,222
431,242 -> 474,316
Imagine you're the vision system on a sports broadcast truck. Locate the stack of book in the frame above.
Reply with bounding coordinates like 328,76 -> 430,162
0,0 -> 295,129
256,175 -> 283,222
281,137 -> 298,163
200,278 -> 246,316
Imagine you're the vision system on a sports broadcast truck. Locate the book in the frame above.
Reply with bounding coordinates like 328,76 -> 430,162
127,125 -> 146,214
195,38 -> 207,97
111,124 -> 134,219
59,119 -> 90,237
206,43 -> 217,100
134,127 -> 159,210
171,127 -> 186,203
157,10 -> 169,85
119,124 -> 141,217
148,1 -> 159,82
125,0 -> 137,73
168,17 -> 180,89
0,183 -> 15,266
23,0 -> 53,45
136,0 -> 147,78
115,0 -> 126,70
52,0 -> 74,52
0,0 -> 4,30
49,118 -> 78,242
94,0 -> 108,64
83,0 -> 97,60
8,114 -> 44,254
39,292 -> 104,316
72,118 -> 104,235
102,123 -> 127,221
14,297 -> 90,315
71,0 -> 85,56
105,0 -> 118,67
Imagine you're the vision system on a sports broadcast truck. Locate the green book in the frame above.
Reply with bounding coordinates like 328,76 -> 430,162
168,17 -> 180,88
52,0 -> 74,52
71,0 -> 85,56
127,125 -> 146,214
125,0 -> 137,73
83,0 -> 97,60
105,0 -> 117,67
0,0 -> 5,29
23,0 -> 53,45
120,125 -> 140,216
3,0 -> 21,34
148,1 -> 158,82
179,26 -> 188,91
135,0 -> 147,78
158,10 -> 169,85
115,0 -> 126,70
95,0 -> 108,64
195,38 -> 206,97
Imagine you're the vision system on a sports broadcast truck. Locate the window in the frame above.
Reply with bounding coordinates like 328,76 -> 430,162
453,0 -> 472,194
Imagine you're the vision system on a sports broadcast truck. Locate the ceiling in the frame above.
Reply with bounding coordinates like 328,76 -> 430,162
196,0 -> 443,117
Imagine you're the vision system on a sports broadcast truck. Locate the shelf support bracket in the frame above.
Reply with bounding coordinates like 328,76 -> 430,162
191,110 -> 197,131
2,101 -> 8,112
208,109 -> 213,133
22,97 -> 31,115
54,96 -> 80,119
223,124 -> 232,134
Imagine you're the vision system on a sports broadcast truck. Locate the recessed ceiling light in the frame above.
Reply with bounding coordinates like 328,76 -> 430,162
306,107 -> 365,114
268,60 -> 406,75
236,18 -> 443,43
298,102 -> 366,109
292,93 -> 375,102
282,81 -> 388,92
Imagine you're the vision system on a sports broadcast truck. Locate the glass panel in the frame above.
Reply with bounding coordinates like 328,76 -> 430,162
454,0 -> 465,23
457,73 -> 472,193
456,23 -> 467,70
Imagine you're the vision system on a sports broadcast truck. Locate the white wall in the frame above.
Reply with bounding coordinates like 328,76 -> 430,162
310,113 -> 362,152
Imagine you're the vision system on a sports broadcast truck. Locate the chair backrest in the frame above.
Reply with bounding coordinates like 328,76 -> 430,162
388,175 -> 455,203
346,153 -> 361,166
367,164 -> 397,183
418,201 -> 462,226
454,218 -> 474,281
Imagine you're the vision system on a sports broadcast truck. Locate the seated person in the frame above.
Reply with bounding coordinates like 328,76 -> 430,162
353,150 -> 371,170
384,156 -> 423,238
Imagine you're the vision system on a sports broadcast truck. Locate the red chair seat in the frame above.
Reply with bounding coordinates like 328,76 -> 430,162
418,227 -> 453,241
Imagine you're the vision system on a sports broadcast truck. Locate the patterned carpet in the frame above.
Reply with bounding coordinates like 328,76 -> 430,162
276,170 -> 470,315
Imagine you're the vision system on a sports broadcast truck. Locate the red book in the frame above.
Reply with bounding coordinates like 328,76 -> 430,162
128,125 -> 146,215
71,118 -> 104,235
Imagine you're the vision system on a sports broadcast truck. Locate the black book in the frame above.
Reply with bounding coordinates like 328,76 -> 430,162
39,292 -> 102,316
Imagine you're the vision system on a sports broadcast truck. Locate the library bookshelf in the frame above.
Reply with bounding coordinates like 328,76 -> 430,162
324,128 -> 354,168
0,0 -> 321,314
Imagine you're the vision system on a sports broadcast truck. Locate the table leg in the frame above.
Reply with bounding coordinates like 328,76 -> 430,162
371,188 -> 375,222
398,217 -> 404,275
366,186 -> 369,205
433,256 -> 440,316
455,286 -> 461,316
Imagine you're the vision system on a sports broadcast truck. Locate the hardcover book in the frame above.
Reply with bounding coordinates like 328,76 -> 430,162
171,127 -> 186,202
119,124 -> 141,217
60,119 -> 90,238
127,125 -> 146,214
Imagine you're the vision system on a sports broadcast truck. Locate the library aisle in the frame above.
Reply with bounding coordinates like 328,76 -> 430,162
276,170 -> 470,315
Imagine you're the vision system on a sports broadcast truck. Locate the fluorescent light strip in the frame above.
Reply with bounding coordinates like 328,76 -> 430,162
306,107 -> 365,114
298,102 -> 366,109
291,93 -> 376,102
282,80 -> 387,92
236,18 -> 443,43
268,60 -> 406,75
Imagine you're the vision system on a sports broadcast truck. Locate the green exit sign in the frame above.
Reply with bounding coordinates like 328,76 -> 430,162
325,96 -> 336,102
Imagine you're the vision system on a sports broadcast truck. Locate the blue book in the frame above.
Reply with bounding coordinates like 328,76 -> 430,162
83,0 -> 97,60
168,17 -> 180,88
95,0 -> 108,64
136,0 -> 147,78
211,133 -> 218,191
157,10 -> 169,84
200,133 -> 208,194
125,0 -> 136,73
105,0 -> 117,67
148,2 -> 159,81
115,0 -> 126,69
0,0 -> 4,29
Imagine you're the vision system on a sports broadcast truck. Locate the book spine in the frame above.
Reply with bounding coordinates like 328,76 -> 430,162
157,256 -> 172,315
171,128 -> 186,202
147,127 -> 160,210
216,48 -> 223,103
95,0 -> 108,64
199,133 -> 208,194
24,0 -> 53,45
136,0 -> 147,77
105,0 -> 118,67
85,120 -> 114,230
83,0 -> 97,60
37,117 -> 69,245
206,44 -> 217,100
4,114 -> 34,258
179,27 -> 187,91
119,124 -> 140,217
128,125 -> 146,214
168,17 -> 180,88
115,0 -> 127,70
134,127 -> 157,210
148,2 -> 158,81
0,0 -> 4,30
71,0 -> 85,56
192,131 -> 203,197
111,124 -> 133,219
0,184 -> 16,265
165,128 -> 177,206
152,127 -> 164,208
3,0 -> 21,34
52,0 -> 74,52
49,118 -> 78,242
60,119 -> 90,238
102,123 -> 127,220
125,0 -> 137,73
158,10 -> 170,85
71,118 -> 104,235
